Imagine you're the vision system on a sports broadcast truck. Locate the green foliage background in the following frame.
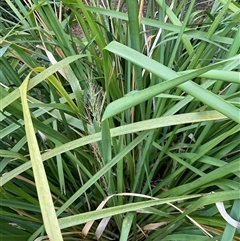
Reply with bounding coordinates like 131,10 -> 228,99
0,0 -> 240,240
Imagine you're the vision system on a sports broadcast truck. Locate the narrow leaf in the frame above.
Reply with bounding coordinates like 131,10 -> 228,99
19,73 -> 63,241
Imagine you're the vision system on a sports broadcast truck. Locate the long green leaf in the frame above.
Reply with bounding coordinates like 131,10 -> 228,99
0,110 -> 227,185
19,73 -> 63,241
58,193 -> 202,229
102,42 -> 239,122
1,55 -> 88,111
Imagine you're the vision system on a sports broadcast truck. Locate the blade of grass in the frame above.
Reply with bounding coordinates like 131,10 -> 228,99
85,6 -> 235,46
155,0 -> 194,56
188,0 -> 232,68
1,55 -> 88,111
221,199 -> 240,240
126,0 -> 145,119
58,193 -> 203,229
175,190 -> 240,224
120,212 -> 134,241
0,110 -> 228,185
19,72 -> 63,241
102,42 -> 239,122
29,131 -> 149,240
167,0 -> 196,68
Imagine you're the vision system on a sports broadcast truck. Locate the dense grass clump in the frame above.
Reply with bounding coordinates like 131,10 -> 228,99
0,0 -> 239,240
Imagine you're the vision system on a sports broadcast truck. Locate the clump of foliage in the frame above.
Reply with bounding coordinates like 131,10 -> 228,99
0,0 -> 240,240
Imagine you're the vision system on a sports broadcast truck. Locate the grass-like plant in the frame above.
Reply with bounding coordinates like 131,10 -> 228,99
0,0 -> 240,240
